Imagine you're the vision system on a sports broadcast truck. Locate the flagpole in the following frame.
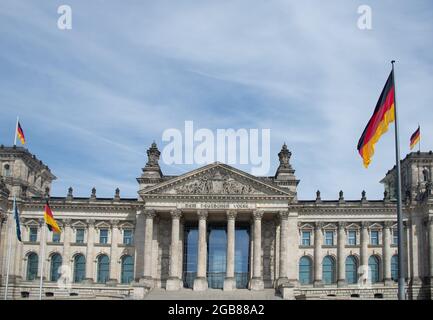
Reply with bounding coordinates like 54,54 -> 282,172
13,116 -> 18,146
391,60 -> 406,300
38,220 -> 46,300
3,196 -> 15,300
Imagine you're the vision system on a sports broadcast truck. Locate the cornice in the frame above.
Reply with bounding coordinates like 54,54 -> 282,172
21,200 -> 140,212
142,194 -> 291,201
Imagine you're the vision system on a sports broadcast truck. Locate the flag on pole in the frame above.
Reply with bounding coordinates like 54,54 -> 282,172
357,70 -> 396,168
44,201 -> 61,233
16,121 -> 26,145
14,200 -> 22,242
410,126 -> 420,150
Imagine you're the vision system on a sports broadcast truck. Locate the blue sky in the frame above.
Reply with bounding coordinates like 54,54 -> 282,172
1,1 -> 432,200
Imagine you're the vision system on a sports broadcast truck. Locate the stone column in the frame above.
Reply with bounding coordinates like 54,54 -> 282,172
313,222 -> 323,287
360,222 -> 369,269
108,220 -> 119,285
193,210 -> 208,291
337,222 -> 346,287
223,210 -> 237,291
250,210 -> 264,290
276,210 -> 289,287
84,219 -> 95,283
141,209 -> 156,287
167,209 -> 183,291
383,221 -> 392,285
428,217 -> 433,281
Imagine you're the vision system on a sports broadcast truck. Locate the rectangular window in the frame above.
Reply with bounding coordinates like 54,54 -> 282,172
325,231 -> 334,245
370,230 -> 379,245
100,229 -> 108,244
29,227 -> 38,242
76,229 -> 85,243
392,229 -> 398,245
52,232 -> 61,243
348,230 -> 357,245
123,229 -> 133,245
301,231 -> 311,246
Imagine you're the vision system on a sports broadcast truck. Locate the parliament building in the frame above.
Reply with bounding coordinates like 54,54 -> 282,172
0,142 -> 432,300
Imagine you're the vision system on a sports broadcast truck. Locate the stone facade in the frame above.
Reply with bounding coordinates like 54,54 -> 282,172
0,144 -> 433,300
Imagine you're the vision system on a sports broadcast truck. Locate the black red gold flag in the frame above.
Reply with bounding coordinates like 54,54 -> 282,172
410,126 -> 420,150
357,70 -> 395,168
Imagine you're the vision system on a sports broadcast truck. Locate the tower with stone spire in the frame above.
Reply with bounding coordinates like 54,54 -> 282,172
137,142 -> 164,191
274,143 -> 299,194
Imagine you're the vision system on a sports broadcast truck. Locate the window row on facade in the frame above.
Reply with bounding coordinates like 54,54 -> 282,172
300,228 -> 398,246
26,227 -> 134,245
298,254 -> 399,285
25,252 -> 134,284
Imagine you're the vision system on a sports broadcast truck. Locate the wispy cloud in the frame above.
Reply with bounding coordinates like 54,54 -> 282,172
0,0 -> 432,200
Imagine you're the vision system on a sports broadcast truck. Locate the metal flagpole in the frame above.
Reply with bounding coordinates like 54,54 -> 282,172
3,196 -> 15,300
13,116 -> 19,146
391,60 -> 406,300
38,220 -> 46,300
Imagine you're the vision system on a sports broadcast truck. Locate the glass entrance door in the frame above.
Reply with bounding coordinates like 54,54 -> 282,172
207,227 -> 227,289
183,226 -> 198,288
183,224 -> 250,289
235,227 -> 250,288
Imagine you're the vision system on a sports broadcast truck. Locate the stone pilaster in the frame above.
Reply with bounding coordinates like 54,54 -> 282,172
140,209 -> 156,288
250,210 -> 264,291
84,219 -> 95,284
134,209 -> 145,280
193,210 -> 208,291
383,221 -> 393,285
428,216 -> 433,280
286,212 -> 298,285
313,222 -> 323,287
223,210 -> 237,291
409,218 -> 422,284
337,222 -> 346,287
107,219 -> 119,285
62,219 -> 72,271
276,210 -> 289,287
166,209 -> 183,291
360,222 -> 369,269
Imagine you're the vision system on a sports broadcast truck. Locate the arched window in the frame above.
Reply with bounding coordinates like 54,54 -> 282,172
27,253 -> 38,280
3,164 -> 11,177
73,254 -> 86,283
391,255 -> 398,282
345,255 -> 358,284
50,254 -> 62,282
299,256 -> 313,285
121,255 -> 134,284
368,255 -> 380,284
322,256 -> 336,284
97,255 -> 110,283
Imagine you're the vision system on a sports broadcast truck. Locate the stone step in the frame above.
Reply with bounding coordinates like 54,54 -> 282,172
144,288 -> 283,300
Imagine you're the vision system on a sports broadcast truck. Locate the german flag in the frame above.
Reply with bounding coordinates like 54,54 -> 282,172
17,121 -> 25,145
357,70 -> 395,168
44,201 -> 61,233
410,126 -> 420,150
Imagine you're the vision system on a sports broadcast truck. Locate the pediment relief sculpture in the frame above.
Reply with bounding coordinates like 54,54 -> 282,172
162,169 -> 266,195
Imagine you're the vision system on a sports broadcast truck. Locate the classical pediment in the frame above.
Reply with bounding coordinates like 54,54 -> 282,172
140,162 -> 293,197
